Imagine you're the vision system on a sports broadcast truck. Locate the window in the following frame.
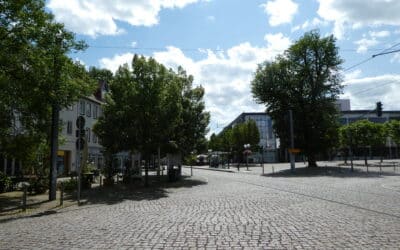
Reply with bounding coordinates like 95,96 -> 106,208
79,100 -> 85,115
86,103 -> 91,117
86,128 -> 90,142
67,121 -> 73,135
93,105 -> 98,119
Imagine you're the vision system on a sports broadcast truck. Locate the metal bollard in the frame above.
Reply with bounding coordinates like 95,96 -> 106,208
380,164 -> 382,174
262,164 -> 264,175
60,182 -> 64,206
272,166 -> 274,174
190,165 -> 193,176
22,185 -> 27,212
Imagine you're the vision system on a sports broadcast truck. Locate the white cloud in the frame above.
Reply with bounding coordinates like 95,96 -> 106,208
291,18 -> 328,33
261,0 -> 298,26
99,52 -> 135,73
353,30 -> 391,54
369,30 -> 390,38
47,0 -> 207,37
344,70 -> 362,81
317,0 -> 400,39
342,74 -> 400,110
99,33 -> 292,134
354,37 -> 378,54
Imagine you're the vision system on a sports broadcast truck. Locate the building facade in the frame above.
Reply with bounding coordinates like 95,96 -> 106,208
224,112 -> 278,162
58,96 -> 105,175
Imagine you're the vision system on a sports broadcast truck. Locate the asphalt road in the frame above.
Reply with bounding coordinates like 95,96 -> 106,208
1,166 -> 400,249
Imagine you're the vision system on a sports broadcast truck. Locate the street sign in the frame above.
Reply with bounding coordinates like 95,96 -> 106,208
75,138 -> 85,150
76,116 -> 85,130
288,148 -> 301,154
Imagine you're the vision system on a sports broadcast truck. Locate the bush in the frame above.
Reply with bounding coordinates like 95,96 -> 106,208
28,177 -> 48,194
59,178 -> 77,192
0,171 -> 12,193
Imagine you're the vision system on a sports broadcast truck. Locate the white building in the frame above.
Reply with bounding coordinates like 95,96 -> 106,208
57,95 -> 104,175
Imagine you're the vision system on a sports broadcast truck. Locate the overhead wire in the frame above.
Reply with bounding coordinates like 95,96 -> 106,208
343,40 -> 400,72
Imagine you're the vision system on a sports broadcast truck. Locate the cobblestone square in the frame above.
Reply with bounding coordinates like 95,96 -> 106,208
1,165 -> 400,249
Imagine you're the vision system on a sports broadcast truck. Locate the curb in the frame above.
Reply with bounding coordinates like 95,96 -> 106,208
183,166 -> 235,173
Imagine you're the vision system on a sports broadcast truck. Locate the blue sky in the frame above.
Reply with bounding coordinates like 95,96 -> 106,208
46,0 -> 400,134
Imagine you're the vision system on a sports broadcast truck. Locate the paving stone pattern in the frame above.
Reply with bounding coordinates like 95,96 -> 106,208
1,168 -> 400,249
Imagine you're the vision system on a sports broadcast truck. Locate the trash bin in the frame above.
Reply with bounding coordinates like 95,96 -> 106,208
168,167 -> 179,182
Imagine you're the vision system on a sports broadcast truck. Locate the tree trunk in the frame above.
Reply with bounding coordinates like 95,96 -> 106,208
144,157 -> 149,187
364,147 -> 368,166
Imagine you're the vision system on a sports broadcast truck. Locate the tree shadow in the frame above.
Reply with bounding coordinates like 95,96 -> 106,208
0,175 -> 207,223
78,175 -> 207,206
262,166 -> 400,178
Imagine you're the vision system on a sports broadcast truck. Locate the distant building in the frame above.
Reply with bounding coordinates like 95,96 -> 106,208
335,99 -> 351,111
223,112 -> 278,163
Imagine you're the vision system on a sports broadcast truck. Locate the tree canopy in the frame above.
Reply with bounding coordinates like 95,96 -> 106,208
0,0 -> 94,165
94,55 -> 210,162
251,30 -> 343,167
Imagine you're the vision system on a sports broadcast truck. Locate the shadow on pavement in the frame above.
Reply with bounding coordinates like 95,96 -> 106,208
262,166 -> 400,178
80,175 -> 207,206
0,175 -> 207,223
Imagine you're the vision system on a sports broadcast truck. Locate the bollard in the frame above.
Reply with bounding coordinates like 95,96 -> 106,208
100,175 -> 103,187
116,174 -> 119,183
190,165 -> 193,176
394,163 -> 396,172
22,185 -> 27,212
367,164 -> 369,173
272,166 -> 274,174
262,165 -> 264,175
60,182 -> 64,206
379,164 -> 382,175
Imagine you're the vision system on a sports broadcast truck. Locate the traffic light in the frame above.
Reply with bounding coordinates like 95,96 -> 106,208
376,101 -> 382,117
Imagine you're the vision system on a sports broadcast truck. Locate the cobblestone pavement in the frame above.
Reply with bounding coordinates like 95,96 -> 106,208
1,167 -> 400,249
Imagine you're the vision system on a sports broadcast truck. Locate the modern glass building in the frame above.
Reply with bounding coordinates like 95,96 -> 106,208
223,112 -> 278,163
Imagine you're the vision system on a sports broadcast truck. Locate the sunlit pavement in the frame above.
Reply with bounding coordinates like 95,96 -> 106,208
1,163 -> 400,249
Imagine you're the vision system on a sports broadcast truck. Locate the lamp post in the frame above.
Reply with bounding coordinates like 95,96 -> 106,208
244,144 -> 250,171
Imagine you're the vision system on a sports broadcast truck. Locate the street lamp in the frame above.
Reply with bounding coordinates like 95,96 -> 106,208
244,144 -> 251,171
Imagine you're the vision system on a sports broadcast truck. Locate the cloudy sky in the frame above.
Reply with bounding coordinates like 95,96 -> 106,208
46,0 -> 400,134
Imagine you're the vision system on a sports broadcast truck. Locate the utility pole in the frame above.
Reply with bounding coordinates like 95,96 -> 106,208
49,33 -> 63,201
289,110 -> 295,172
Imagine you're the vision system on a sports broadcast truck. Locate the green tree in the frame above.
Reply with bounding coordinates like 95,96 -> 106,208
229,120 -> 260,164
208,133 -> 221,152
0,0 -> 94,198
340,120 -> 385,165
386,120 -> 400,144
251,30 -> 343,167
94,55 -> 209,184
